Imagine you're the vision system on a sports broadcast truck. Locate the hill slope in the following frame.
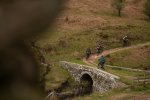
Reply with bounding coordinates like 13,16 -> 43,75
37,0 -> 150,92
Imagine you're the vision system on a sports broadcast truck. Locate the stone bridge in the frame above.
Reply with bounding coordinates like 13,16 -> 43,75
60,61 -> 120,93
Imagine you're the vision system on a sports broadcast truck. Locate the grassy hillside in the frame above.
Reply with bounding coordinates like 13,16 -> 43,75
36,0 -> 150,91
106,44 -> 150,70
73,89 -> 150,100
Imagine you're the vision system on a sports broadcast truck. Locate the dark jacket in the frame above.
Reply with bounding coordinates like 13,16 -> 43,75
98,56 -> 106,64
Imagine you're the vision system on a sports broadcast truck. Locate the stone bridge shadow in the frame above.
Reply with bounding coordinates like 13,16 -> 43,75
60,61 -> 120,93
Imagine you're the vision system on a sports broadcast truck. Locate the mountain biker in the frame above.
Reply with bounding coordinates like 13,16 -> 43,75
96,45 -> 103,55
86,48 -> 91,60
123,35 -> 128,47
98,55 -> 106,70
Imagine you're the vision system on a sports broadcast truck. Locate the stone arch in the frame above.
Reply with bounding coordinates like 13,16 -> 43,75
80,72 -> 93,93
80,71 -> 93,81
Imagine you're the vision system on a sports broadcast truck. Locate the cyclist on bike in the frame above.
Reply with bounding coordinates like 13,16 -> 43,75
123,35 -> 129,47
98,55 -> 106,70
86,48 -> 91,60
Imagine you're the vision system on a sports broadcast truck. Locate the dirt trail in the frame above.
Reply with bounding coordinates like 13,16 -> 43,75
82,42 -> 150,99
83,42 -> 150,66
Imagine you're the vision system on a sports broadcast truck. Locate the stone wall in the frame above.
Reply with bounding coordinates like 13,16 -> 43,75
60,61 -> 119,93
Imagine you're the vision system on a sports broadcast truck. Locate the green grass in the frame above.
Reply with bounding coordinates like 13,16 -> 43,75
72,83 -> 150,100
72,87 -> 150,100
38,26 -> 150,90
72,92 -> 109,100
35,0 -> 150,91
89,60 -> 150,85
106,44 -> 150,70
88,61 -> 150,85
44,64 -> 70,91
105,67 -> 146,85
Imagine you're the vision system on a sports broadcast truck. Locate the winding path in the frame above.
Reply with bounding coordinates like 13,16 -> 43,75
83,42 -> 150,72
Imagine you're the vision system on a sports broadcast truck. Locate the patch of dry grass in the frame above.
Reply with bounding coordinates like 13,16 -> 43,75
36,0 -> 150,91
107,44 -> 150,70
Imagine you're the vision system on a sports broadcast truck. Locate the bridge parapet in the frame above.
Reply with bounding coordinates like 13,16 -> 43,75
60,61 -> 120,93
